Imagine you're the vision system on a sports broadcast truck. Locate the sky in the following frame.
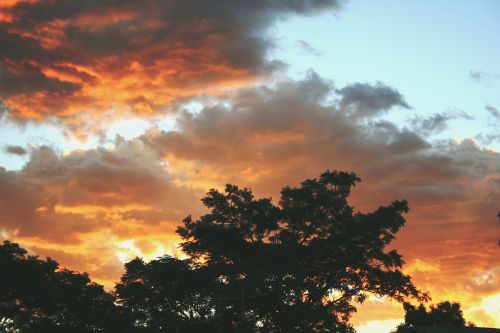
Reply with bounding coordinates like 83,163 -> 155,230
0,0 -> 499,332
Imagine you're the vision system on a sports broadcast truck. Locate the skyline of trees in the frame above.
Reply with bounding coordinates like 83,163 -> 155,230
0,170 -> 484,332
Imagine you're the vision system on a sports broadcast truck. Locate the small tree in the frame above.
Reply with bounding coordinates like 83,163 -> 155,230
394,301 -> 474,332
115,256 -> 226,332
0,241 -> 127,333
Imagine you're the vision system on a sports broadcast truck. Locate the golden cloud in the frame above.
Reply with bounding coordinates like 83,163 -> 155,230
0,73 -> 498,327
0,0 -> 341,127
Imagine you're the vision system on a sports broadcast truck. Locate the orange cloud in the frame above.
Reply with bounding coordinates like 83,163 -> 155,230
0,138 -> 205,286
0,73 -> 499,329
138,74 -> 500,327
0,0 -> 341,129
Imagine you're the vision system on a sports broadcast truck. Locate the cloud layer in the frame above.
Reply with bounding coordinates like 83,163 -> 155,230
1,73 -> 498,328
0,0 -> 340,125
0,2 -> 498,329
0,138 -> 203,285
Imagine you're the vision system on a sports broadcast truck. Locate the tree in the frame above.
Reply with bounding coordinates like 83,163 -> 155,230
171,170 -> 426,332
115,256 -> 226,332
0,241 -> 127,333
394,301 -> 474,332
3,170 -> 428,332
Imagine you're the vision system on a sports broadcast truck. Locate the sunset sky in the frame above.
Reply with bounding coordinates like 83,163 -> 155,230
1,0 -> 499,332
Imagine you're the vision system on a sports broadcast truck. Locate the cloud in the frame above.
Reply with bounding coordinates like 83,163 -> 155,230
297,40 -> 323,56
1,72 -> 499,327
0,57 -> 81,97
141,73 -> 430,196
337,82 -> 411,118
0,137 -> 203,285
485,105 -> 500,119
3,144 -> 26,155
470,70 -> 490,82
140,75 -> 498,203
0,0 -> 341,125
139,74 -> 500,325
410,110 -> 473,135
475,133 -> 500,146
469,70 -> 500,83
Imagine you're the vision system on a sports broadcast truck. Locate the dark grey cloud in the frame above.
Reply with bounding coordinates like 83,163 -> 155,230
411,113 -> 449,134
0,0 -> 342,120
297,40 -> 322,56
0,139 -> 202,242
0,139 -> 203,283
337,82 -> 411,118
21,141 -> 197,212
6,0 -> 342,27
485,105 -> 500,119
469,70 -> 500,83
137,75 -> 500,306
0,62 -> 81,98
139,75 -> 500,244
3,145 -> 26,156
475,133 -> 500,146
141,73 -> 497,202
410,110 -> 473,135
470,70 -> 490,82
2,72 -> 499,306
137,76 -> 500,307
0,26 -> 54,63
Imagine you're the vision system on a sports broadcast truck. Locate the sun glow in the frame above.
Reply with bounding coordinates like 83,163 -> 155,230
356,319 -> 400,333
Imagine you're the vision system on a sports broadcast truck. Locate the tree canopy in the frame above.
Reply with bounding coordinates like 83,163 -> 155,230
3,170 -> 432,332
393,301 -> 474,332
115,255 -> 223,332
0,241 -> 128,333
116,170 -> 427,332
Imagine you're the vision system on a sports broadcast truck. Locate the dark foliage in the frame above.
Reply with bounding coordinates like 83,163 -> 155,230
115,256 -> 227,332
0,241 -> 129,333
174,170 -> 425,331
393,301 -> 475,332
3,170 -> 429,332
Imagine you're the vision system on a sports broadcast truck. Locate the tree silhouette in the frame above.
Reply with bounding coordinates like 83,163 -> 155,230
0,241 -> 128,333
115,256 -> 229,332
2,170 -> 430,332
174,170 -> 426,332
393,301 -> 474,332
